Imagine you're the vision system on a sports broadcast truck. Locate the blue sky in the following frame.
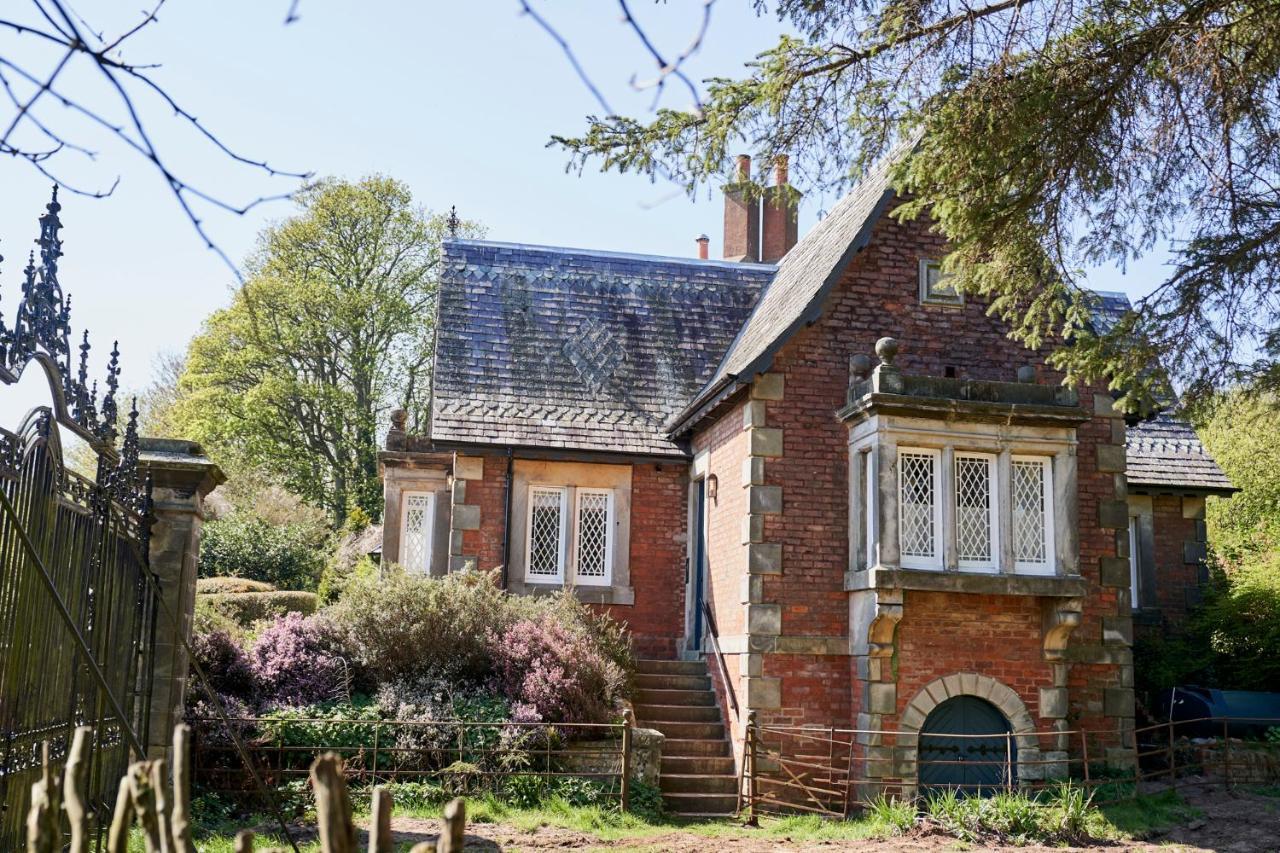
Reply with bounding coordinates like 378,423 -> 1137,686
1,1 -> 1168,419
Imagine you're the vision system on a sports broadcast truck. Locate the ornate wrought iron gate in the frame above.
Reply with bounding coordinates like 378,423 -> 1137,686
0,189 -> 156,848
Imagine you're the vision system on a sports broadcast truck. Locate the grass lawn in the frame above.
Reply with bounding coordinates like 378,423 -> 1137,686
182,788 -> 1201,851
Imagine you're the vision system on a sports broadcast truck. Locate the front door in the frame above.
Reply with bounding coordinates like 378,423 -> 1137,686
918,695 -> 1014,795
689,478 -> 708,652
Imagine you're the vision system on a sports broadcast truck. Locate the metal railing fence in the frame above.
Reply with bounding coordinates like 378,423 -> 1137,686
191,711 -> 639,812
739,712 -> 1280,821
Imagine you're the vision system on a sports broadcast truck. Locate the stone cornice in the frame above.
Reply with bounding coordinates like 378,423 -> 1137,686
845,567 -> 1088,598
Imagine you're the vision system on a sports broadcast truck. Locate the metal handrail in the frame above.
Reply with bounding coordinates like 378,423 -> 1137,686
701,600 -> 740,718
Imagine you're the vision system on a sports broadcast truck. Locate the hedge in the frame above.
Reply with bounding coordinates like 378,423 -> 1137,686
199,590 -> 319,627
197,577 -> 277,595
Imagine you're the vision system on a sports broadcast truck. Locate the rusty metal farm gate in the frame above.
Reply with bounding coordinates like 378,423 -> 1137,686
0,189 -> 157,848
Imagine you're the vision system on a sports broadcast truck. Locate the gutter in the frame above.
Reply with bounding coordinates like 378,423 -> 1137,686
500,447 -> 514,589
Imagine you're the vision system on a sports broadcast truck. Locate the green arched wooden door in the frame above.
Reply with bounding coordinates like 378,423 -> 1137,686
918,695 -> 1014,795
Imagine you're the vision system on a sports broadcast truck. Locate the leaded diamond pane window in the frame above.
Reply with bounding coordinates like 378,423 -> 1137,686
574,489 -> 613,585
899,449 -> 940,568
527,487 -> 566,581
955,454 -> 995,568
399,492 -> 434,574
1013,457 -> 1053,573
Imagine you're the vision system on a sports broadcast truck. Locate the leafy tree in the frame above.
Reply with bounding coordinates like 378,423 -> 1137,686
552,0 -> 1280,411
198,512 -> 328,591
175,176 -> 481,523
1186,391 -> 1280,691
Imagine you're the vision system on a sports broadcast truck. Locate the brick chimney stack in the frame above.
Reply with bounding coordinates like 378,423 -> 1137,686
761,155 -> 800,263
696,234 -> 710,259
722,154 -> 760,262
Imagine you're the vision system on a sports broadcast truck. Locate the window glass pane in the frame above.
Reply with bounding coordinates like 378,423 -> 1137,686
400,492 -> 432,574
1013,459 -> 1048,564
955,455 -> 993,564
899,450 -> 937,560
576,490 -> 611,582
528,487 -> 564,579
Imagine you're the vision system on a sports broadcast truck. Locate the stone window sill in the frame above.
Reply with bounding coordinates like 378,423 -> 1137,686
512,581 -> 636,606
845,567 -> 1087,598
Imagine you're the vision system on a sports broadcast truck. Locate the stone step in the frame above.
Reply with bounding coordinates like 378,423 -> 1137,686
633,703 -> 721,723
635,688 -> 715,707
662,755 -> 736,775
662,791 -> 739,816
646,720 -> 724,740
660,773 -> 738,794
634,672 -> 711,691
662,738 -> 731,757
634,658 -> 707,676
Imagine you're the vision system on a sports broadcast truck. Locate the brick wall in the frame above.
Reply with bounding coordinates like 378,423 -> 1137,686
609,463 -> 688,658
455,455 -> 688,659
692,198 -> 1129,758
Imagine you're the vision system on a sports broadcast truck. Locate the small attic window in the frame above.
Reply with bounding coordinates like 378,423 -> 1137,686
919,259 -> 962,306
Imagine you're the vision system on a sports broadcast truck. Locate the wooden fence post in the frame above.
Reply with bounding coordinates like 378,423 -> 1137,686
128,761 -> 164,853
63,728 -> 91,853
369,786 -> 393,853
172,725 -> 196,853
311,753 -> 356,853
438,798 -> 466,853
106,775 -> 135,853
26,741 -> 61,853
234,830 -> 255,853
620,709 -> 634,813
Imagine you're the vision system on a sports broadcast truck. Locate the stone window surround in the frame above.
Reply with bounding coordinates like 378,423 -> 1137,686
848,415 -> 1079,584
919,258 -> 963,307
507,459 -> 635,605
382,462 -> 451,577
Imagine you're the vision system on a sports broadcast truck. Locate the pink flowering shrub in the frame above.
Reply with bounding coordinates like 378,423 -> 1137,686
190,628 -> 257,701
249,612 -> 351,708
487,615 -> 624,724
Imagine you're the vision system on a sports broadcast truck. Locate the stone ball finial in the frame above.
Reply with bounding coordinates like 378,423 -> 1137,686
849,353 -> 872,380
875,336 -> 899,366
1017,364 -> 1037,384
390,408 -> 408,431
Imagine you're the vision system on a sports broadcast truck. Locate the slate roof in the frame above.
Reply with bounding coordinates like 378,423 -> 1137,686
670,144 -> 904,430
1085,290 -> 1132,335
429,240 -> 773,456
1126,412 -> 1235,493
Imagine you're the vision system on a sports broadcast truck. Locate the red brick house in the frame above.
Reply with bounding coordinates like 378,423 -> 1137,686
379,152 -> 1232,813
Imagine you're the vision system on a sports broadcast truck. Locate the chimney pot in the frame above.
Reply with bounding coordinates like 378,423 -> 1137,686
773,154 -> 789,187
696,234 -> 710,260
735,154 -> 752,183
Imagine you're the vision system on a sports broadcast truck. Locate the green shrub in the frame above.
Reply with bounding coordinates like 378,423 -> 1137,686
199,591 -> 319,628
197,577 -> 277,594
199,513 -> 328,591
866,794 -> 915,835
317,554 -> 378,605
193,596 -> 249,644
329,569 -> 526,684
328,569 -> 633,705
626,780 -> 664,822
259,698 -> 382,760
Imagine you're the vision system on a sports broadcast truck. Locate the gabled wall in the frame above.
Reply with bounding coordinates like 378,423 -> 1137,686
690,196 -> 1135,773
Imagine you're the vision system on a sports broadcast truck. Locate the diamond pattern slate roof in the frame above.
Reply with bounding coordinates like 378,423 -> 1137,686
1126,412 -> 1234,493
429,240 -> 773,456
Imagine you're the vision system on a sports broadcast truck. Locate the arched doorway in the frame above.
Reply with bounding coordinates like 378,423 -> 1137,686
918,695 -> 1014,795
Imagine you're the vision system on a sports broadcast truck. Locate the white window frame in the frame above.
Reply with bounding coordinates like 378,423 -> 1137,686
1128,518 -> 1141,611
398,490 -> 435,574
1012,455 -> 1056,575
919,258 -> 963,306
572,487 -> 615,586
898,447 -> 943,570
525,485 -> 568,583
954,452 -> 999,573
